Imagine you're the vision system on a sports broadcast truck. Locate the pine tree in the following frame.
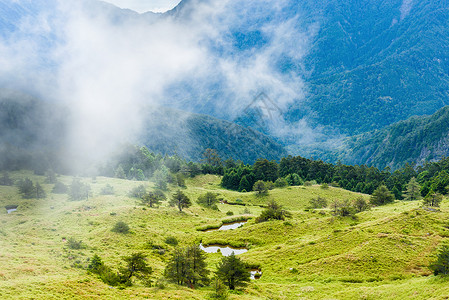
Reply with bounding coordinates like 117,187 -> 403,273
370,185 -> 394,206
430,245 -> 449,275
423,189 -> 443,207
216,253 -> 250,290
169,190 -> 192,212
403,177 -> 421,201
35,182 -> 46,199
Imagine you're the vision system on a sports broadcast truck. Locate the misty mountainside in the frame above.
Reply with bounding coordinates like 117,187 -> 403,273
333,106 -> 449,170
0,90 -> 286,172
1,0 -> 449,170
141,107 -> 287,163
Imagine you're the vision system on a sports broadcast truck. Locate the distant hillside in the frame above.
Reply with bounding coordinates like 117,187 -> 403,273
0,90 -> 286,172
139,107 -> 287,163
337,106 -> 449,169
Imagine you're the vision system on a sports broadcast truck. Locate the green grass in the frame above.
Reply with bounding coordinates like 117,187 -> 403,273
1,172 -> 449,299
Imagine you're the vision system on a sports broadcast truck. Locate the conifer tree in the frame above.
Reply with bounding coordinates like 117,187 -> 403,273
403,177 -> 421,201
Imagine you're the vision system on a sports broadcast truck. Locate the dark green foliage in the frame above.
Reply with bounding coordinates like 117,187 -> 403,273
253,180 -> 268,195
370,185 -> 394,206
0,172 -> 13,186
100,184 -> 114,195
430,245 -> 449,276
197,192 -> 219,209
35,182 -> 46,199
164,245 -> 210,288
17,178 -> 34,199
52,181 -> 68,194
309,196 -> 327,209
285,173 -> 303,186
226,211 -> 234,216
403,177 -> 421,201
238,175 -> 252,192
353,197 -> 369,213
169,190 -> 192,212
119,252 -> 153,285
253,159 -> 278,182
45,169 -> 57,184
330,199 -> 356,217
321,183 -> 329,189
176,173 -> 186,187
256,200 -> 291,223
67,237 -> 85,250
68,178 -> 91,201
202,148 -> 222,168
141,190 -> 166,208
153,166 -> 169,190
114,165 -> 126,179
422,190 -> 443,207
128,184 -> 146,198
274,177 -> 288,188
111,221 -> 130,234
209,277 -> 229,300
164,236 -> 178,246
216,253 -> 250,290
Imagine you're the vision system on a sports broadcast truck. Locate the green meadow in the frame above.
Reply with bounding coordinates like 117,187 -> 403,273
1,172 -> 449,299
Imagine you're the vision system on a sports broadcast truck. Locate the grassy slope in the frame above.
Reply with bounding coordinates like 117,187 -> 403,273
1,173 -> 449,299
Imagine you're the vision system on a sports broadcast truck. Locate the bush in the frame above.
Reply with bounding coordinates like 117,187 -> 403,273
67,237 -> 85,250
353,197 -> 369,212
128,184 -> 146,198
253,180 -> 268,195
100,184 -> 114,195
52,181 -> 68,194
370,185 -> 394,206
309,196 -> 327,209
304,181 -> 313,186
320,183 -> 329,189
274,178 -> 288,188
164,236 -> 178,246
226,211 -> 234,216
256,200 -> 291,223
430,245 -> 449,275
111,221 -> 130,234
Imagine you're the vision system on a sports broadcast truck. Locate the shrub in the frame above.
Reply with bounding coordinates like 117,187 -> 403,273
256,200 -> 291,223
100,184 -> 114,195
128,184 -> 146,198
304,181 -> 313,186
67,237 -> 85,250
112,221 -> 130,234
353,197 -> 369,212
253,180 -> 268,195
52,181 -> 68,194
274,178 -> 288,188
164,236 -> 178,246
320,183 -> 329,189
309,196 -> 327,209
430,245 -> 449,275
226,211 -> 234,216
370,185 -> 394,206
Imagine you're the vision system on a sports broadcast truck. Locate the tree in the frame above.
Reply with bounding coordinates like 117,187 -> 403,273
423,190 -> 443,207
17,178 -> 34,199
202,148 -> 222,168
141,190 -> 166,208
256,200 -> 291,223
176,173 -> 186,187
403,177 -> 422,201
170,190 -> 192,212
274,178 -> 288,188
197,192 -> 219,209
35,182 -> 46,199
0,172 -> 13,186
253,180 -> 268,195
309,196 -> 327,209
128,184 -> 146,198
153,166 -> 169,190
45,169 -> 57,184
430,245 -> 449,275
253,159 -> 278,182
353,197 -> 369,212
52,181 -> 68,194
164,245 -> 209,288
370,185 -> 394,206
68,178 -> 91,201
216,253 -> 250,290
115,165 -> 126,179
119,252 -> 153,284
238,175 -> 252,192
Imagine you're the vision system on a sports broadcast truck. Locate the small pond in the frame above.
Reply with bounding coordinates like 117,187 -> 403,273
5,205 -> 18,214
199,243 -> 248,256
206,221 -> 247,232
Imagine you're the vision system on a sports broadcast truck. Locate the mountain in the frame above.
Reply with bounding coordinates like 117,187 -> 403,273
0,90 -> 286,172
334,106 -> 449,169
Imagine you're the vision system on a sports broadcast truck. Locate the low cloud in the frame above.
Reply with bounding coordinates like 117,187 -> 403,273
0,0 -> 326,170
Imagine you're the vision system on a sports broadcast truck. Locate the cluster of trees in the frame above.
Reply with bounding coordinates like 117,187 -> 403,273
17,178 -> 46,199
88,245 -> 251,293
219,155 -> 449,201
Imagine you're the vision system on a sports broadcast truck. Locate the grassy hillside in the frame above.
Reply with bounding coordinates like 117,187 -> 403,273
1,172 -> 449,299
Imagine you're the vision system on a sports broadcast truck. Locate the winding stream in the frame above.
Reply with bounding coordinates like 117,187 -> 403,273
199,243 -> 248,256
205,221 -> 247,232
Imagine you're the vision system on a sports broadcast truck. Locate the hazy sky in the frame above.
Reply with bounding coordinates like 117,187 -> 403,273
103,0 -> 182,13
